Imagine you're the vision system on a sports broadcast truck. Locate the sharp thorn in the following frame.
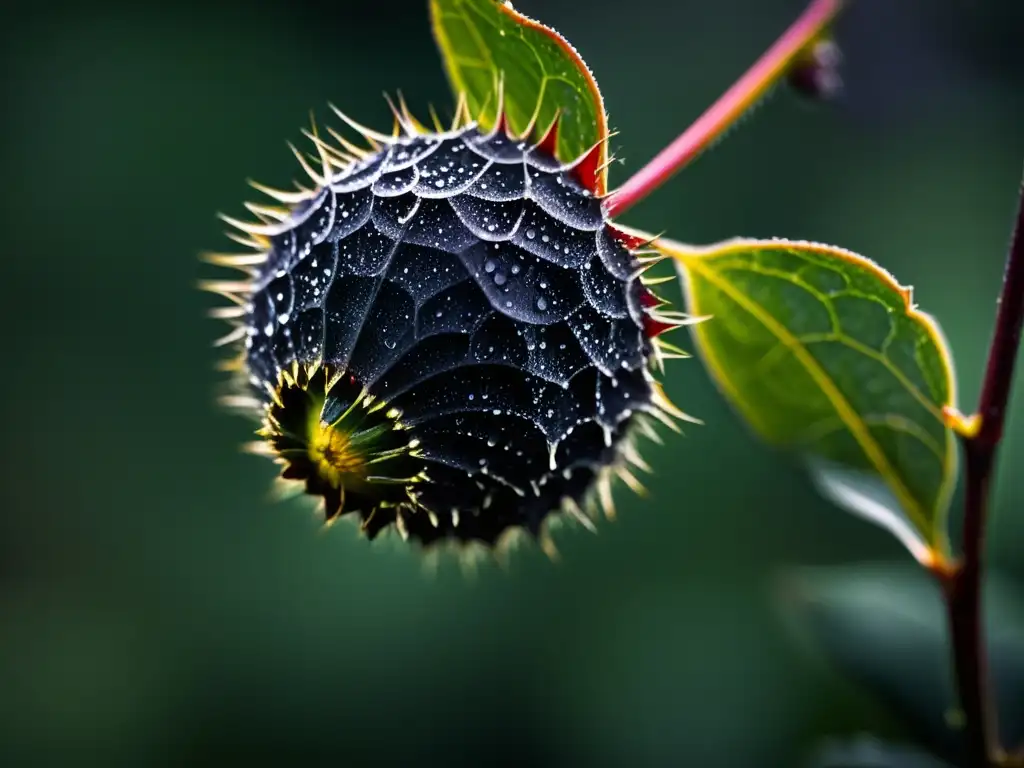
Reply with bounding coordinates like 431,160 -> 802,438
396,90 -> 429,133
615,466 -> 648,497
597,471 -> 616,520
207,305 -> 247,320
427,102 -> 445,133
200,251 -> 267,268
563,496 -> 597,533
243,202 -> 289,223
212,325 -> 247,347
451,91 -> 471,131
217,212 -> 283,237
622,442 -> 653,473
287,141 -> 326,186
328,103 -> 392,145
198,279 -> 253,295
325,126 -> 371,160
247,178 -> 312,205
224,230 -> 269,250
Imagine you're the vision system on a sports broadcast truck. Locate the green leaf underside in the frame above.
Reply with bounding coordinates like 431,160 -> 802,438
812,736 -> 954,768
668,238 -> 957,559
430,0 -> 608,189
783,565 -> 1024,764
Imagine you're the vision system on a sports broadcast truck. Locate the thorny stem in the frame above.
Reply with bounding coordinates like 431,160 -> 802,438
939,169 -> 1024,767
602,0 -> 845,219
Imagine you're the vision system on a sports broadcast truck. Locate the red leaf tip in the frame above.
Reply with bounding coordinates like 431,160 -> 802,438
643,315 -> 681,339
495,108 -> 509,136
534,113 -> 560,157
639,286 -> 665,309
607,225 -> 649,252
569,140 -> 604,196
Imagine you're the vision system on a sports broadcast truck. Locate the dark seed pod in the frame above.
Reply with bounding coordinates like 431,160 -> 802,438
203,98 -> 692,554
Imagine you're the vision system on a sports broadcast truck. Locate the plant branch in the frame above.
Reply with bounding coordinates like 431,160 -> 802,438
941,166 -> 1024,767
602,0 -> 845,219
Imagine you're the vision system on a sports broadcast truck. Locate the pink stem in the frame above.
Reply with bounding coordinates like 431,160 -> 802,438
602,0 -> 844,220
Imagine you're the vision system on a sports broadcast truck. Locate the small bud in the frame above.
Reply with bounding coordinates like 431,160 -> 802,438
788,38 -> 843,102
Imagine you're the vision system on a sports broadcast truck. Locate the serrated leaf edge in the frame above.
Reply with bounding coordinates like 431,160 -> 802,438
661,236 -> 959,559
429,0 -> 610,193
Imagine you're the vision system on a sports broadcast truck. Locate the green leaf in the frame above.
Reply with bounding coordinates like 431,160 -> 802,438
662,237 -> 959,566
780,563 -> 1024,765
811,736 -> 955,768
429,0 -> 609,191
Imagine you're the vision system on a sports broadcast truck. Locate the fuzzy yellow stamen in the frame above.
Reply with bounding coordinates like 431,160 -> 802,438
308,420 -> 366,488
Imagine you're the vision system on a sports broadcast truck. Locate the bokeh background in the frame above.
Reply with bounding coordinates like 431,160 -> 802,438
1,0 -> 1022,765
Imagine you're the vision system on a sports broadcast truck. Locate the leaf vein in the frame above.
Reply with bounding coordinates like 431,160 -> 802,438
683,257 -> 931,534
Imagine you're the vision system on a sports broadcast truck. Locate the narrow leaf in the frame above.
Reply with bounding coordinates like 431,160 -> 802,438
663,237 -> 958,566
429,0 -> 609,191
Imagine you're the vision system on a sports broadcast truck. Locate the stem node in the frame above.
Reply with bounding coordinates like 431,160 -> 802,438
944,168 -> 1024,767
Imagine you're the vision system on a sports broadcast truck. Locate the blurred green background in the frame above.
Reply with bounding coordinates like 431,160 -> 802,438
1,0 -> 1021,765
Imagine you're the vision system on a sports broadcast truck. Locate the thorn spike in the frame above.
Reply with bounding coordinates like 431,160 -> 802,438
306,111 -> 333,180
427,103 -> 445,133
224,230 -> 269,250
622,443 -> 653,474
563,497 -> 597,533
247,179 -> 313,205
287,141 -> 326,187
198,279 -> 253,295
217,212 -> 282,237
326,126 -> 371,160
201,251 -> 267,268
212,325 -> 247,347
597,472 -> 616,520
488,71 -> 508,136
396,90 -> 427,133
302,125 -> 350,174
328,103 -> 391,146
615,466 -> 648,497
644,315 -> 681,338
207,306 -> 247,320
451,91 -> 471,131
243,202 -> 288,223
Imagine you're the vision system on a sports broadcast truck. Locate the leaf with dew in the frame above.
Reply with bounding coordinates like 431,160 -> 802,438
662,237 -> 959,568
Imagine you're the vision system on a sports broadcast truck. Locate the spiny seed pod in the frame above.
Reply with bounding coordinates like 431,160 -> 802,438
203,95 -> 692,553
